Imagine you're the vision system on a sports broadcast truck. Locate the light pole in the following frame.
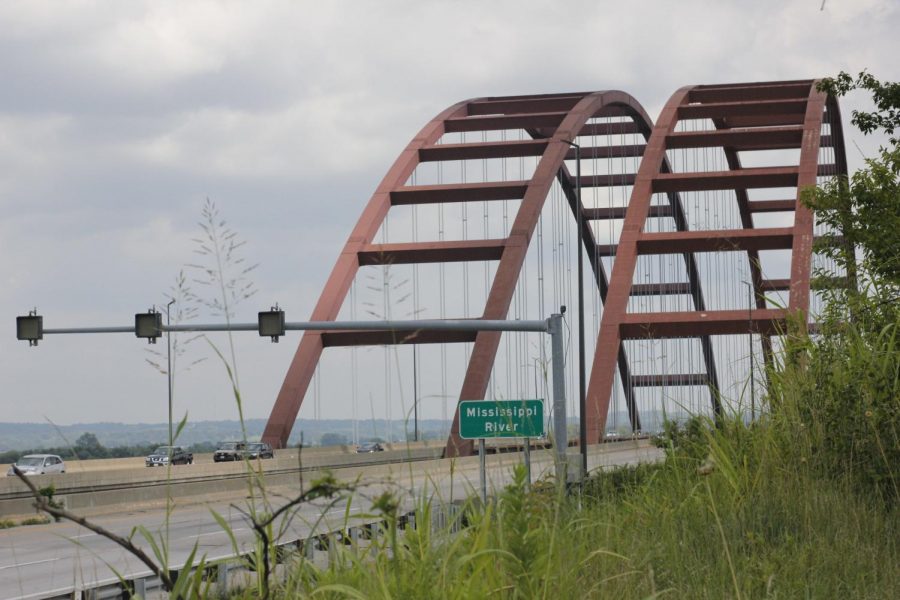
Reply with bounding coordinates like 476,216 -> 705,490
563,139 -> 587,475
741,281 -> 754,422
17,310 -> 572,477
166,298 -> 175,449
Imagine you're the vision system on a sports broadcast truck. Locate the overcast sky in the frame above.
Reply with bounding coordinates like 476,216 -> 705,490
1,0 -> 897,430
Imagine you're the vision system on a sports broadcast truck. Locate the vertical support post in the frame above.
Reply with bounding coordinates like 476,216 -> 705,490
749,285 -> 755,421
413,347 -> 419,442
478,438 -> 487,503
133,577 -> 148,598
216,562 -> 230,591
574,143 -> 588,476
166,298 -> 175,449
327,533 -> 336,566
549,312 -> 568,480
743,280 -> 755,422
524,437 -> 532,491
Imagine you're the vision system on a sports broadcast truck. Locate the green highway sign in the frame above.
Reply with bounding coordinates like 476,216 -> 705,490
458,399 -> 545,439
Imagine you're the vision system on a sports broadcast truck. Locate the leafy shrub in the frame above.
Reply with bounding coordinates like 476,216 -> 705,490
652,415 -> 711,463
769,317 -> 900,505
583,462 -> 662,502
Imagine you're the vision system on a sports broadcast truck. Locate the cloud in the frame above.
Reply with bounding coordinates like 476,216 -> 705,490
0,0 -> 898,427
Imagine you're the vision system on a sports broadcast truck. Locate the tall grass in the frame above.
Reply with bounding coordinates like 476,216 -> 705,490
260,422 -> 896,599
767,316 -> 900,506
244,317 -> 899,599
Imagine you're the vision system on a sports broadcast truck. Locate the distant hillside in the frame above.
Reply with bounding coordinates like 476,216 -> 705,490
0,419 -> 454,452
0,409 -> 682,452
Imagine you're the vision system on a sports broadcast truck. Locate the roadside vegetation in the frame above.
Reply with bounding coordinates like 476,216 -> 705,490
281,417 -> 897,599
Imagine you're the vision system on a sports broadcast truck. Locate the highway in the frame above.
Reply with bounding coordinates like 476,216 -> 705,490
0,441 -> 662,599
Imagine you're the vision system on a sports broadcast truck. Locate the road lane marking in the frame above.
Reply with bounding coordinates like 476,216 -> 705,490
325,508 -> 360,516
0,558 -> 60,571
186,527 -> 248,539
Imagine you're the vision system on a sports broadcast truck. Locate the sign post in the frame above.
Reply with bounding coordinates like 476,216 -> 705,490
459,399 -> 545,500
523,438 -> 531,492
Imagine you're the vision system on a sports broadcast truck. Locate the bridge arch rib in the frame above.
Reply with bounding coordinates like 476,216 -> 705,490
586,80 -> 849,442
262,90 -> 685,452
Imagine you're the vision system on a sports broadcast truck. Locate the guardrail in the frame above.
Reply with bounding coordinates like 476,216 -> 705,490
25,501 -> 464,600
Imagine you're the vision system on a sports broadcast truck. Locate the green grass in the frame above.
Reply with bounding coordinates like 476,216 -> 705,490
255,425 -> 896,599
0,515 -> 52,528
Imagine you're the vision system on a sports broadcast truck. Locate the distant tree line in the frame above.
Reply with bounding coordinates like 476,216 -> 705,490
0,432 -> 217,464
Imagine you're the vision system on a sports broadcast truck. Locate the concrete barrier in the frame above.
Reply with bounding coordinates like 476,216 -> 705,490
0,440 -> 441,474
0,445 -> 443,518
1,439 -> 654,518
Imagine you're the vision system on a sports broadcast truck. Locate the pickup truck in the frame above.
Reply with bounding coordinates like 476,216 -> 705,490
145,445 -> 193,467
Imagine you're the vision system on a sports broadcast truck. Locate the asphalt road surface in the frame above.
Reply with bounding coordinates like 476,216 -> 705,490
0,441 -> 662,599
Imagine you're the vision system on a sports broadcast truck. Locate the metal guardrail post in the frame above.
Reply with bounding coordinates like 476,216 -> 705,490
132,577 -> 148,599
350,526 -> 360,554
216,562 -> 230,591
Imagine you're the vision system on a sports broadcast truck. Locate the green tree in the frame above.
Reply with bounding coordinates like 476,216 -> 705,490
74,432 -> 106,458
806,71 -> 900,302
778,71 -> 900,504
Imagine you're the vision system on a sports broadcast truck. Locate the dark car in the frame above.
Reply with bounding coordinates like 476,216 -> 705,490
213,441 -> 246,462
145,446 -> 193,467
356,442 -> 384,453
245,442 -> 274,460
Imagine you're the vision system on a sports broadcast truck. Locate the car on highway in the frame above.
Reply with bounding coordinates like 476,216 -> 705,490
245,442 -> 274,460
213,441 -> 247,462
356,442 -> 385,453
145,446 -> 193,467
6,454 -> 66,476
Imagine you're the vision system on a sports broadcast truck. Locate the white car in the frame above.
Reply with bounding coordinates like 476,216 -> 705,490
6,454 -> 66,476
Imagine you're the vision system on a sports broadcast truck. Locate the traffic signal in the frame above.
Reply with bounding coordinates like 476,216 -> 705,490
135,310 -> 162,343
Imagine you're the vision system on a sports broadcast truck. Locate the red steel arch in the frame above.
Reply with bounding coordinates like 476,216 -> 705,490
262,80 -> 847,455
585,79 -> 849,442
262,90 -> 668,451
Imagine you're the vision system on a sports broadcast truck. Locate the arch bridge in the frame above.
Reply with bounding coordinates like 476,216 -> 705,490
261,79 -> 848,456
